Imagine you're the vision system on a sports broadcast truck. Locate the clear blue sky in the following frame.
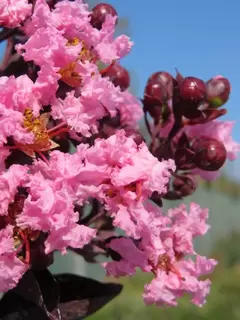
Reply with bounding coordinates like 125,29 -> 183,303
0,0 -> 240,178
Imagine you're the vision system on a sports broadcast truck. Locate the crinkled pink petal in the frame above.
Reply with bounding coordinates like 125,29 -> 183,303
104,237 -> 150,277
94,15 -> 133,63
0,225 -> 28,292
23,0 -> 52,36
0,0 -> 32,28
168,203 -> 210,237
17,27 -> 82,68
143,272 -> 179,307
52,0 -> 90,38
34,64 -> 60,105
118,91 -> 143,128
17,172 -> 57,230
0,165 -> 28,216
45,222 -> 96,254
0,75 -> 41,115
0,105 -> 34,145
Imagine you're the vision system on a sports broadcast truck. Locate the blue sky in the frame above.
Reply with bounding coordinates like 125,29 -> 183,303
1,0 -> 240,178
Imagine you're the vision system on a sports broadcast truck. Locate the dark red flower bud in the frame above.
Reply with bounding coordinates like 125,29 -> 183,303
172,174 -> 197,197
191,136 -> 227,171
90,3 -> 117,30
143,80 -> 169,119
102,63 -> 130,91
206,76 -> 231,108
147,71 -> 173,98
178,77 -> 207,103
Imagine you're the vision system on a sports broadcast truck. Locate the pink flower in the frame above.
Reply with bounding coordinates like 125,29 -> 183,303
81,131 -> 175,237
16,171 -> 97,254
51,0 -> 90,38
103,201 -> 217,307
94,15 -> 133,63
34,64 -> 61,105
51,75 -> 126,136
0,225 -> 28,292
0,74 -> 53,146
142,202 -> 217,307
23,0 -> 53,36
0,165 -> 28,216
118,91 -> 143,128
17,27 -> 82,69
103,237 -> 151,277
0,0 -> 32,28
0,75 -> 41,115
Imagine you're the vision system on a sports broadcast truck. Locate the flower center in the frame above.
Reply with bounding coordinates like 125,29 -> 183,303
59,38 -> 96,87
105,181 -> 143,201
23,109 -> 50,149
12,109 -> 58,158
152,253 -> 185,280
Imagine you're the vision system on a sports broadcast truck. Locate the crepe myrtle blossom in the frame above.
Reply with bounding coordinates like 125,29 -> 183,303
30,131 -> 175,239
104,203 -> 217,307
17,0 -> 132,92
0,0 -> 237,313
0,164 -> 96,291
0,0 -> 32,28
22,0 -> 132,63
51,76 -> 143,136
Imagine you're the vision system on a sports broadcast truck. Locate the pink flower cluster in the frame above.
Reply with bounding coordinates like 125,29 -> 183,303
0,0 -> 236,310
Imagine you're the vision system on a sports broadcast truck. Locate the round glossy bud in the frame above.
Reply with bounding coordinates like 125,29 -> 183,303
102,63 -> 130,91
206,76 -> 231,108
143,80 -> 168,119
191,136 -> 227,171
90,3 -> 117,30
178,77 -> 207,103
147,71 -> 173,98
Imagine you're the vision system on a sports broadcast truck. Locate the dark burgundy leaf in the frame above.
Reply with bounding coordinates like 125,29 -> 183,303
32,270 -> 60,318
55,273 -> 123,319
0,270 -> 60,319
0,292 -> 49,320
30,235 -> 54,270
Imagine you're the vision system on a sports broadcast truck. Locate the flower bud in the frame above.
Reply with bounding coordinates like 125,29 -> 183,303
206,76 -> 231,108
90,3 -> 117,30
147,71 -> 173,98
173,174 -> 197,197
143,80 -> 168,119
191,136 -> 227,171
102,63 -> 130,91
178,77 -> 207,103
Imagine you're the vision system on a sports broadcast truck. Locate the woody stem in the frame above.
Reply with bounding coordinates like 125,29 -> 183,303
47,121 -> 68,134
